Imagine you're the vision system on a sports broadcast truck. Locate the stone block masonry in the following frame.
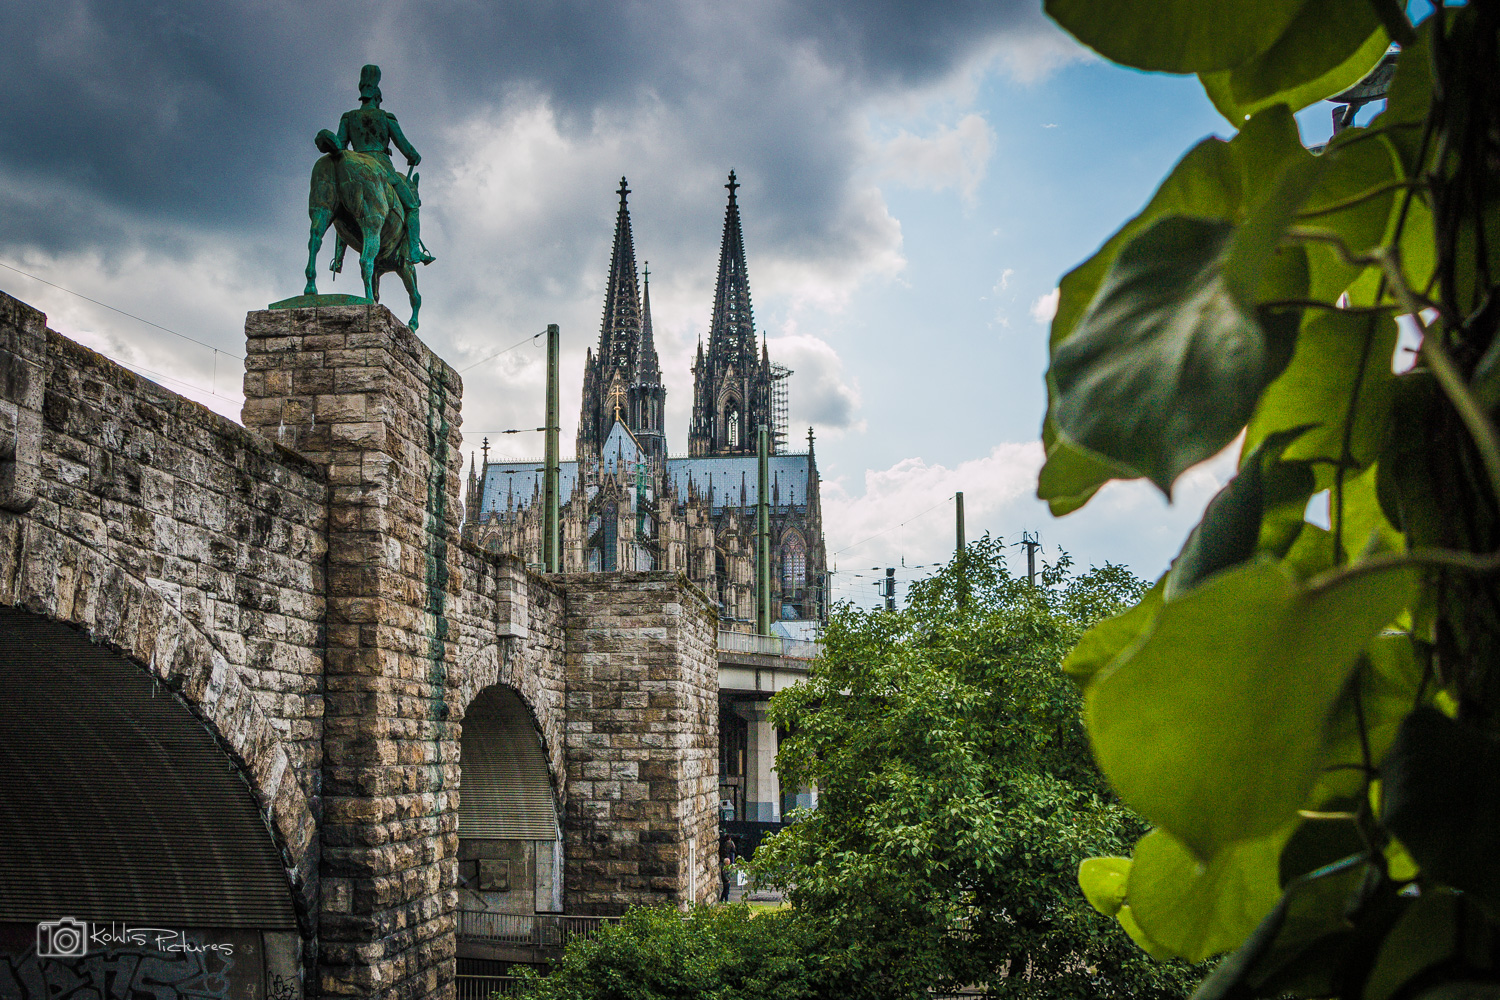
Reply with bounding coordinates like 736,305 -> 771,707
0,290 -> 719,1000
558,572 -> 720,913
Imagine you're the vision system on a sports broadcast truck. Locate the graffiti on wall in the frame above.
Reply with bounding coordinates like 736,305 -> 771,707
0,945 -> 234,999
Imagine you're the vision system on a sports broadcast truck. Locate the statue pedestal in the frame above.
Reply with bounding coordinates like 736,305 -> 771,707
267,293 -> 370,310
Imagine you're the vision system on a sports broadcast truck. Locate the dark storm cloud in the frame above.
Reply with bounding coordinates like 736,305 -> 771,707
0,0 -> 1046,252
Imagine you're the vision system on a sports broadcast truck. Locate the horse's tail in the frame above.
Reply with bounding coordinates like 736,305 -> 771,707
314,129 -> 342,157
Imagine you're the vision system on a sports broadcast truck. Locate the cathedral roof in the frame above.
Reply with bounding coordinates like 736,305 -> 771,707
481,460 -> 580,515
665,453 -> 812,511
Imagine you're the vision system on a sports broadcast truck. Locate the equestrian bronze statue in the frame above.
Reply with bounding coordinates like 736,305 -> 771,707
302,65 -> 434,329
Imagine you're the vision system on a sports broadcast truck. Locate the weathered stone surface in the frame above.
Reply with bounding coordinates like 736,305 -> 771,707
0,291 -> 720,999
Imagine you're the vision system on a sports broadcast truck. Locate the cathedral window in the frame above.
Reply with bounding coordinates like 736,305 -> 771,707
724,402 -> 740,448
782,536 -> 806,592
601,505 -> 618,572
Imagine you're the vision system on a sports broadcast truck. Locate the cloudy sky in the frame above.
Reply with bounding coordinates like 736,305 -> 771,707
0,1 -> 1362,609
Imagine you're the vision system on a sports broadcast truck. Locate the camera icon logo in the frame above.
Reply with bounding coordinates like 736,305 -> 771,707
37,917 -> 89,958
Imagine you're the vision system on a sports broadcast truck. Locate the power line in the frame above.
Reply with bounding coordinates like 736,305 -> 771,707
830,494 -> 956,557
458,330 -> 547,373
0,259 -> 243,360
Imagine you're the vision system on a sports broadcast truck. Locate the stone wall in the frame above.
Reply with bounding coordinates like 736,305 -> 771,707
559,572 -> 720,913
0,292 -> 721,1000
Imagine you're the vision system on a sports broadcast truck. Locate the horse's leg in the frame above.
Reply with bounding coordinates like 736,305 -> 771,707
398,262 -> 421,331
359,222 -> 380,303
305,207 -> 333,295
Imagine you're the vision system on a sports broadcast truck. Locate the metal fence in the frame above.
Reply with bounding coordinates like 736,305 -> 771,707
458,909 -> 621,950
716,630 -> 822,660
455,974 -> 526,998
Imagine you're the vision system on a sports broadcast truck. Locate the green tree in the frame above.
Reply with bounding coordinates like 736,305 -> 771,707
518,904 -> 830,999
751,537 -> 1198,998
1040,1 -> 1500,997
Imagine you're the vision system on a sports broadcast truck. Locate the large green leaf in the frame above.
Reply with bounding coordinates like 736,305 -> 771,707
1382,708 -> 1500,910
1124,826 -> 1286,963
1062,577 -> 1165,685
1194,857 -> 1367,1000
1200,5 -> 1388,126
1165,427 -> 1315,601
1246,310 -> 1399,471
1087,558 -> 1418,858
1039,108 -> 1307,509
1037,415 -> 1131,516
1044,0 -> 1304,74
1364,890 -> 1459,1000
1078,856 -> 1131,916
1049,216 -> 1300,494
1300,135 -> 1407,303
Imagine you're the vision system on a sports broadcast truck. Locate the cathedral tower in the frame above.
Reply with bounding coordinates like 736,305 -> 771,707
578,177 -> 667,464
689,171 -> 775,457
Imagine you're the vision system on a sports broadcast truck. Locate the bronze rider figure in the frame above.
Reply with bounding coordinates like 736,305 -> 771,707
335,64 -> 435,266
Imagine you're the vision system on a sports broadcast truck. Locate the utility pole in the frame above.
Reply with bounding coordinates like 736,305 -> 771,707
543,324 -> 560,573
756,423 -> 770,635
1021,531 -> 1040,587
884,567 -> 896,611
955,491 -> 965,559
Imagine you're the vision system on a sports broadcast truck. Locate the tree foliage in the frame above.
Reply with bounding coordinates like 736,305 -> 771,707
1041,1 -> 1500,997
518,905 -> 831,1000
751,537 -> 1198,998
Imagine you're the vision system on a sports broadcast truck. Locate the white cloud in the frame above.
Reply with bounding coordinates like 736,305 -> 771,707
767,332 -> 864,437
1030,287 -> 1060,325
995,267 -> 1014,293
874,113 -> 995,203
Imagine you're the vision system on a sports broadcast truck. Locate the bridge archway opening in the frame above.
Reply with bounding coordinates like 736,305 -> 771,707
0,606 -> 302,999
457,685 -> 562,919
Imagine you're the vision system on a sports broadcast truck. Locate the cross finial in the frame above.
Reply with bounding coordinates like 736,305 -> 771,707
643,261 -> 649,285
726,170 -> 739,199
617,176 -> 630,203
481,436 -> 490,468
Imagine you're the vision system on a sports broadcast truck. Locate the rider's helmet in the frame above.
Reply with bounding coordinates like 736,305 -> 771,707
358,64 -> 382,103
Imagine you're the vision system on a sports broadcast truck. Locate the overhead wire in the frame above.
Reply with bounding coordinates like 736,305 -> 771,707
458,329 -> 547,373
830,493 -> 956,557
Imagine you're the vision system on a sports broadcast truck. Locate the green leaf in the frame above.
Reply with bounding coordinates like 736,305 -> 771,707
1079,856 -> 1131,916
1165,427 -> 1315,601
1246,310 -> 1399,471
1315,634 -> 1425,806
1364,890 -> 1459,1000
1062,577 -> 1164,684
1125,826 -> 1286,963
1200,4 -> 1388,126
1377,372 -> 1444,549
1037,415 -> 1131,516
1194,857 -> 1367,1000
1087,558 -> 1418,857
1044,0 -> 1304,74
1040,107 -> 1307,508
1381,708 -> 1500,910
1050,216 -> 1298,494
1301,135 -> 1407,303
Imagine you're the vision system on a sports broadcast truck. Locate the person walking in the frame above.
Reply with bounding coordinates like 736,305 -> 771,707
719,832 -> 739,902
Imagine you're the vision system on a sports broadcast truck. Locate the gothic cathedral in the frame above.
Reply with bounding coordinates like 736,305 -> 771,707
463,173 -> 828,629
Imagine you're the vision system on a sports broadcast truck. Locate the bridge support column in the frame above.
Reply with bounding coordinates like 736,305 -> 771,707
244,304 -> 464,999
559,572 -> 719,913
0,293 -> 46,512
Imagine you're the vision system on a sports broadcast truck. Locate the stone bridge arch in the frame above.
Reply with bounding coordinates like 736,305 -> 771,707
0,538 -> 319,923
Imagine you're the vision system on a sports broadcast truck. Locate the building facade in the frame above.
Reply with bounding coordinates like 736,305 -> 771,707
465,173 -> 827,629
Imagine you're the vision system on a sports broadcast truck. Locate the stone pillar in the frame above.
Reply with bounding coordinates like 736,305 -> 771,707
559,572 -> 719,913
744,703 -> 781,823
0,292 -> 46,513
243,304 -> 464,999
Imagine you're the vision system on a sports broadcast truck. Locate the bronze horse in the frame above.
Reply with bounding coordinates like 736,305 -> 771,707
303,129 -> 422,329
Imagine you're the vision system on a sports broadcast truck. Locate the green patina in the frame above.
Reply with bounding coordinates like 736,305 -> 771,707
423,359 -> 452,788
267,293 -> 371,310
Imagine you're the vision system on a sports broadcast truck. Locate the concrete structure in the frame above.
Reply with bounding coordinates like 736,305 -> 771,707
0,290 -> 720,999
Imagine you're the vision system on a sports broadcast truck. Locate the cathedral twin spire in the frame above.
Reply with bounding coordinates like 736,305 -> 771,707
578,177 -> 666,465
579,170 -> 775,464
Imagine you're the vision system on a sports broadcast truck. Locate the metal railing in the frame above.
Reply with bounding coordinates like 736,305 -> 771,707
458,909 -> 621,950
716,630 -> 822,660
455,974 -> 526,998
